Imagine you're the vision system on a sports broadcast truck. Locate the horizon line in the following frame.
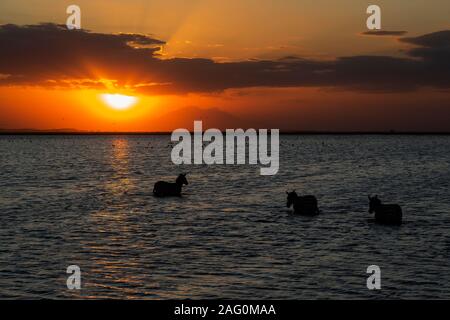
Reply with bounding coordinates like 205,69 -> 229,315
1,129 -> 450,135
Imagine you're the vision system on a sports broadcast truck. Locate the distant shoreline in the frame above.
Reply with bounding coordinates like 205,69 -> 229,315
1,130 -> 450,135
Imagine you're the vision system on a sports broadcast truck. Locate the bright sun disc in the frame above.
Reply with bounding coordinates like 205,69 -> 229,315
101,94 -> 137,110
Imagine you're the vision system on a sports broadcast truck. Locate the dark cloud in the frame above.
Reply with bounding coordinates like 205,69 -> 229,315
400,30 -> 450,64
0,23 -> 164,86
361,30 -> 407,36
401,30 -> 450,48
0,23 -> 449,94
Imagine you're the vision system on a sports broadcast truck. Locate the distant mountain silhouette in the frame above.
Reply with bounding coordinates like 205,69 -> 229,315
151,106 -> 243,131
0,128 -> 82,133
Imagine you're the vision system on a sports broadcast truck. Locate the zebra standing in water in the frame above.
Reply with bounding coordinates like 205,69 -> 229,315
286,191 -> 320,215
368,195 -> 403,225
153,174 -> 189,197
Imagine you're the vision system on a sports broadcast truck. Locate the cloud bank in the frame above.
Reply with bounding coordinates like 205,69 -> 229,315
0,23 -> 449,94
361,30 -> 407,36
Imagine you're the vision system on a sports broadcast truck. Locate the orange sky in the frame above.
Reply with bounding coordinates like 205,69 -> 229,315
0,0 -> 449,131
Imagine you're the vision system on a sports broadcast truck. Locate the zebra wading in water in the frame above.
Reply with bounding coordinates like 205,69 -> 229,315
153,174 -> 189,197
368,195 -> 403,225
286,191 -> 320,215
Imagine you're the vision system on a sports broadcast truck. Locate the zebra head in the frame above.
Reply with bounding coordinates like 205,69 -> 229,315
286,190 -> 298,208
176,173 -> 189,186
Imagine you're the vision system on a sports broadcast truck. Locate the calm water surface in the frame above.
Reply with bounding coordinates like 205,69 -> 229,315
0,135 -> 449,299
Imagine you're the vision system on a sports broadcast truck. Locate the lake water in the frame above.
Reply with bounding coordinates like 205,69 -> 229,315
0,135 -> 449,299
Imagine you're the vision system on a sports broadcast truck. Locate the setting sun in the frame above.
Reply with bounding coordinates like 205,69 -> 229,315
101,93 -> 138,110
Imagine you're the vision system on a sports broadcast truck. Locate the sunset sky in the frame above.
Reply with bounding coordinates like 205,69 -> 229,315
0,0 -> 449,131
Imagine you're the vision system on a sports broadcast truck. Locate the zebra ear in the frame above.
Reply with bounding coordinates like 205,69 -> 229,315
286,191 -> 289,195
